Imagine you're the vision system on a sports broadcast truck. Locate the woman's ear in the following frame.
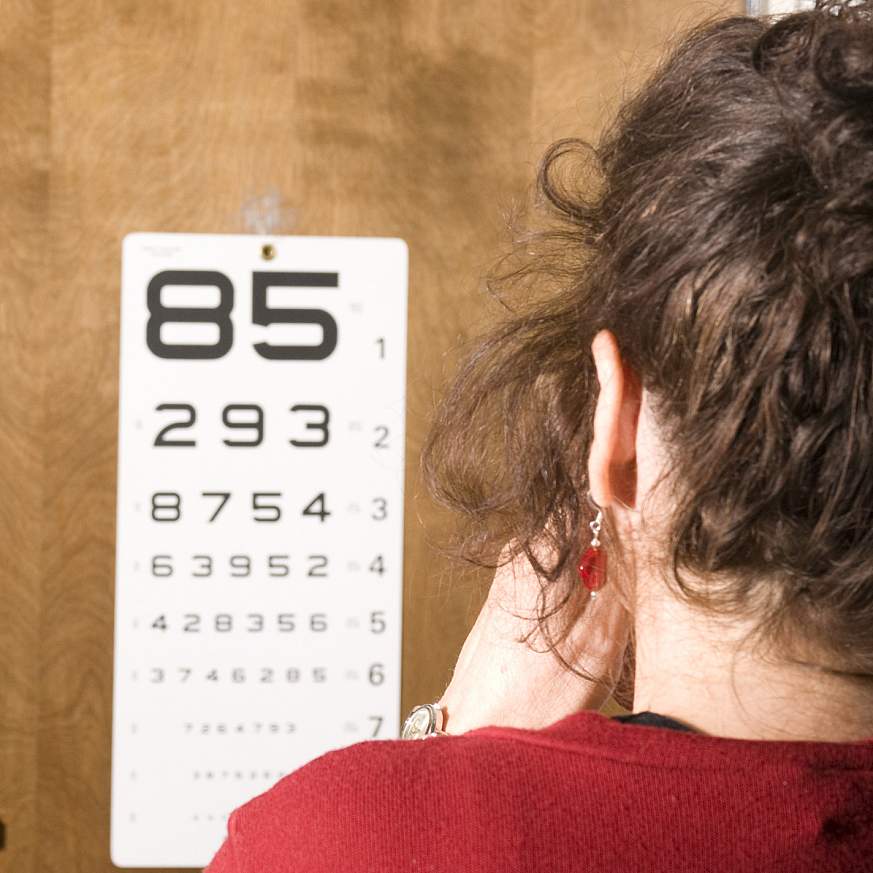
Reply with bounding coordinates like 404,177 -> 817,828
587,329 -> 642,510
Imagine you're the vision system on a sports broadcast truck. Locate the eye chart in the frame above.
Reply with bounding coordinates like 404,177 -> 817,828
111,233 -> 408,867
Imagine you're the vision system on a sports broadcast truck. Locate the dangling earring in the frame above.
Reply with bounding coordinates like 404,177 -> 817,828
577,493 -> 605,598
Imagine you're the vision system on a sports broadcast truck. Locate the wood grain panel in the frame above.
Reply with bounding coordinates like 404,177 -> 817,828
0,2 -> 49,870
0,1 -> 740,869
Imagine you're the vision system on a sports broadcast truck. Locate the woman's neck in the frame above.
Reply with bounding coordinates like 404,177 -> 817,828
630,586 -> 873,742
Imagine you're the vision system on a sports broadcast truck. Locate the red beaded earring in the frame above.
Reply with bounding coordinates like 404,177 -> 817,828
577,495 -> 605,598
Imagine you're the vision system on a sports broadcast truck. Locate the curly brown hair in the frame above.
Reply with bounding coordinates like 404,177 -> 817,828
421,0 -> 873,705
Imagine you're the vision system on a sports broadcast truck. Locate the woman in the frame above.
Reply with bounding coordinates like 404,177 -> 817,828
207,2 -> 873,870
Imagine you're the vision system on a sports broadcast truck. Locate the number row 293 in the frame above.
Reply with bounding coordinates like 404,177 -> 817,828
152,403 -> 391,450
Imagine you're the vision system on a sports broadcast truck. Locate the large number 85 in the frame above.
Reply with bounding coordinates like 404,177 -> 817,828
146,270 -> 339,360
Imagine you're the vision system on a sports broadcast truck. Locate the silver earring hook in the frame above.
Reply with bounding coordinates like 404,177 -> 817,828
589,511 -> 602,547
587,488 -> 637,514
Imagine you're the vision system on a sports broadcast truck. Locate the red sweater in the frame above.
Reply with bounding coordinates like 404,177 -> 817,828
204,709 -> 873,872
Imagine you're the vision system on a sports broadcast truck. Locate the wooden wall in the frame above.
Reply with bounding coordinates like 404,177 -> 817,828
0,1 -> 741,869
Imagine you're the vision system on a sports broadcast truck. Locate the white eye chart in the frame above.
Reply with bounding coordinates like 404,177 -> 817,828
111,233 -> 408,867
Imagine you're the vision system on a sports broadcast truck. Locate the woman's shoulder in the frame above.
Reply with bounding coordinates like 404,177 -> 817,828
202,732 -> 482,871
229,709 -> 620,824
229,726 -> 519,827
206,722 -> 575,872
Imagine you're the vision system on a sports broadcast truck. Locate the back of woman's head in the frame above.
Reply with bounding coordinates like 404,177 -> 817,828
422,0 -> 873,682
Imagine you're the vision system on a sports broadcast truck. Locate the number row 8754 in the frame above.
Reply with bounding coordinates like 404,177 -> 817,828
148,491 -> 387,523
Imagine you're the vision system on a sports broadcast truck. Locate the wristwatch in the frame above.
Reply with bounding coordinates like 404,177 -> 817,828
400,702 -> 448,739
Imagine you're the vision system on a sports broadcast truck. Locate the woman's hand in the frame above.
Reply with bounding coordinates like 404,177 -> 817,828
437,540 -> 631,735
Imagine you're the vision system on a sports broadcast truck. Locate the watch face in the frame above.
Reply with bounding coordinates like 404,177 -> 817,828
402,705 -> 435,739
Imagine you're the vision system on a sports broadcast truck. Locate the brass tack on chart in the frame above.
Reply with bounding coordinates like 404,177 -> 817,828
261,242 -> 276,261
